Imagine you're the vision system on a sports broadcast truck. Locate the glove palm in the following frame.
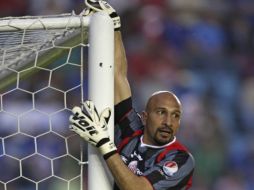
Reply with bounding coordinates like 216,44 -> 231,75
70,101 -> 117,159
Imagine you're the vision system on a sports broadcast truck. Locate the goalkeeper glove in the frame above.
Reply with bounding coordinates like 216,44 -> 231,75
85,0 -> 121,30
69,100 -> 117,160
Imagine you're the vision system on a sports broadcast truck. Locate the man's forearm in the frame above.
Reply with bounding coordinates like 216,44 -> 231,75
105,153 -> 153,190
114,31 -> 131,105
114,31 -> 127,76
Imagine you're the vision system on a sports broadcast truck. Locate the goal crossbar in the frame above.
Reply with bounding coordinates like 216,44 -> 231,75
0,13 -> 90,31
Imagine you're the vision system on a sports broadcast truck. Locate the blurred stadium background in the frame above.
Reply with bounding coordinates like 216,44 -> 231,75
0,0 -> 254,189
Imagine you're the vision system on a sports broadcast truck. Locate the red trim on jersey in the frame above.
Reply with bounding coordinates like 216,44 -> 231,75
185,175 -> 193,190
118,108 -> 133,123
117,130 -> 143,153
155,141 -> 188,163
117,130 -> 189,164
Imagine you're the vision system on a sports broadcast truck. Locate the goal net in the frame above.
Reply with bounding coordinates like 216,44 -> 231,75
0,11 -> 114,190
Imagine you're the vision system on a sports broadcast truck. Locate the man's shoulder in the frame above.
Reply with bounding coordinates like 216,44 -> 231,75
157,140 -> 194,163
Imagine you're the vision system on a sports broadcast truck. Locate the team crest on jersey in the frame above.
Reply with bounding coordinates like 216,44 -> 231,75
128,160 -> 143,175
120,151 -> 144,176
163,161 -> 178,176
128,160 -> 138,173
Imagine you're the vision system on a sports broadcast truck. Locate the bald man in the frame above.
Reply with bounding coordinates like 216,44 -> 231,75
107,31 -> 195,190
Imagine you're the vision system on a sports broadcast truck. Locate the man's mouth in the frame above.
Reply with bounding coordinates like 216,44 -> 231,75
158,127 -> 173,134
158,127 -> 173,137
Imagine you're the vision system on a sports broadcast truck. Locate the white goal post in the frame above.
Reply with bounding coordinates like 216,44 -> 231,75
0,11 -> 114,190
88,12 -> 115,190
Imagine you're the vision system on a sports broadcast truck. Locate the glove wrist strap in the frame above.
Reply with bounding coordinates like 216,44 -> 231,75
103,149 -> 117,160
98,139 -> 117,160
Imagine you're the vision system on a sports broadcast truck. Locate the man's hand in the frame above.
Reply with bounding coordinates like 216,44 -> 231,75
69,101 -> 117,160
84,0 -> 121,30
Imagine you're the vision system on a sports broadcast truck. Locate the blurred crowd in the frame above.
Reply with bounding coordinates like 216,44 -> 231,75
1,0 -> 254,189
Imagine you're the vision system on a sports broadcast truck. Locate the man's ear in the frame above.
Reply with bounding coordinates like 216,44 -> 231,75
141,111 -> 147,126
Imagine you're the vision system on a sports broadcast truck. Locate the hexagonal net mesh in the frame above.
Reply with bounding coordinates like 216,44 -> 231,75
0,13 -> 90,190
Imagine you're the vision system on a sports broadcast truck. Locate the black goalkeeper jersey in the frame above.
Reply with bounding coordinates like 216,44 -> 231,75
114,98 -> 195,190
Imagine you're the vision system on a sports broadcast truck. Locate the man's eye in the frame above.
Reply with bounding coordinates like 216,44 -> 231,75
157,110 -> 164,115
172,113 -> 180,118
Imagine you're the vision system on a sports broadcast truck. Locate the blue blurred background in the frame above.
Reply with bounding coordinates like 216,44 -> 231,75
1,0 -> 254,189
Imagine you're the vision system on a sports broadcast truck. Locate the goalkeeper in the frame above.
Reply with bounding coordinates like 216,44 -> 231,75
70,1 -> 195,189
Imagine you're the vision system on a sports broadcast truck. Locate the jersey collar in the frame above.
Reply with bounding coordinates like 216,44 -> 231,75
140,135 -> 176,149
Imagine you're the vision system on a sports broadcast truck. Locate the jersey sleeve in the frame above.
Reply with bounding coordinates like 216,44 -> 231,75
115,97 -> 133,124
114,97 -> 144,147
143,151 -> 195,190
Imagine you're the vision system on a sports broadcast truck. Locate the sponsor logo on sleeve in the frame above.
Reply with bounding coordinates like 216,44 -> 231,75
163,161 -> 178,176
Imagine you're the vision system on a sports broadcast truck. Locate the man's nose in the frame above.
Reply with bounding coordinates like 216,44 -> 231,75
163,115 -> 172,126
